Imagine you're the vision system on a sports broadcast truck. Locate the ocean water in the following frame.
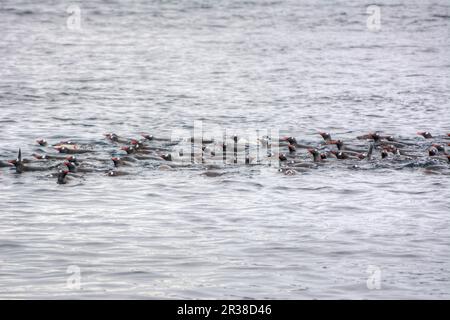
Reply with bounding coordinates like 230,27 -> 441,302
0,0 -> 449,299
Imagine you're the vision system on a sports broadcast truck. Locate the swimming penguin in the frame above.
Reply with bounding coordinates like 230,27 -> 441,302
105,133 -> 131,144
330,150 -> 351,160
141,134 -> 154,141
106,170 -> 130,176
417,131 -> 433,139
428,147 -> 439,157
161,153 -> 172,161
0,160 -> 13,168
36,139 -> 48,146
308,148 -> 322,162
111,157 -> 132,168
432,144 -> 446,153
57,170 -> 70,184
278,153 -> 288,162
141,133 -> 171,142
9,149 -> 25,173
318,132 -> 332,142
281,136 -> 314,149
368,132 -> 382,143
131,139 -> 154,150
54,140 -> 78,146
357,132 -> 393,142
64,161 -> 96,173
54,146 -> 92,154
121,146 -> 137,155
65,155 -> 80,165
128,141 -> 152,154
327,139 -> 344,150
9,149 -> 53,173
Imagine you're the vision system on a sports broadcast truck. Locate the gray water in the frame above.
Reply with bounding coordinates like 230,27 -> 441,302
1,0 -> 450,299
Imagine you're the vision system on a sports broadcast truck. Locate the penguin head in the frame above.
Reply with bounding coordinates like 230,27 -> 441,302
33,153 -> 45,160
318,132 -> 331,141
64,161 -> 77,172
141,133 -> 153,141
432,144 -> 445,152
308,148 -> 321,161
66,156 -> 78,163
417,131 -> 432,139
36,139 -> 47,146
105,133 -> 119,141
111,157 -> 121,167
370,132 -> 381,142
121,146 -> 134,154
54,146 -> 67,153
130,139 -> 142,148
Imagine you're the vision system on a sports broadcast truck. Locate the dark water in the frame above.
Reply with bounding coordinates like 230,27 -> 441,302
0,0 -> 449,299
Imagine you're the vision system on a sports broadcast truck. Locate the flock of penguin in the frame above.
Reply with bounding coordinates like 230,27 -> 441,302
0,131 -> 449,184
